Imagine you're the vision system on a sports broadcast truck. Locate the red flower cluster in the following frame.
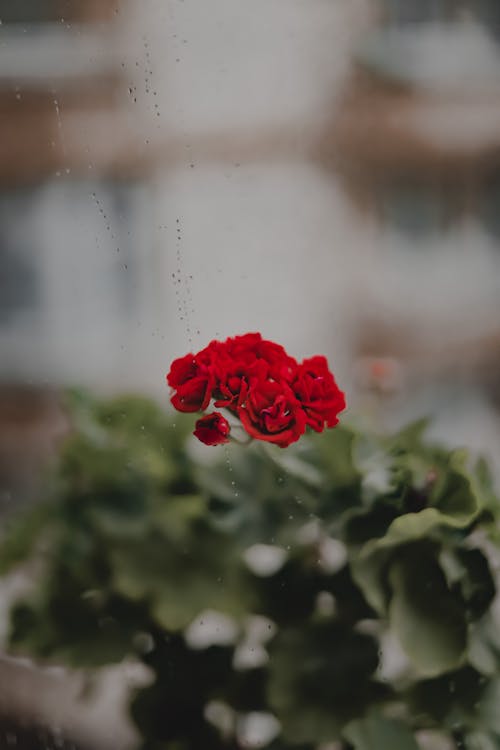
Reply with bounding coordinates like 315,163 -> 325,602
166,333 -> 345,448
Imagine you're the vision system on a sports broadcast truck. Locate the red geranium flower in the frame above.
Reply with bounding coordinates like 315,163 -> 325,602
224,333 -> 298,382
292,356 -> 346,432
214,358 -> 268,411
193,412 -> 231,446
238,379 -> 307,447
166,344 -> 219,412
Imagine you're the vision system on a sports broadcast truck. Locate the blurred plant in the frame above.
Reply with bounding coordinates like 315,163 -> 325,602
1,392 -> 500,750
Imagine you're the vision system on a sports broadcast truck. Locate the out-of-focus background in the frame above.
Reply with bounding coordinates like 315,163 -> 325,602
0,0 -> 500,747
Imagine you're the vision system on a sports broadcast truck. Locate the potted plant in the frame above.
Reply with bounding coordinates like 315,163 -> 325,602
1,334 -> 499,750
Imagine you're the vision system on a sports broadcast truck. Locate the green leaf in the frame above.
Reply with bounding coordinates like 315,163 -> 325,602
390,418 -> 431,449
342,503 -> 400,546
473,677 -> 500,735
151,572 -> 243,632
110,519 -> 246,631
440,547 -> 495,621
351,512 -> 446,615
472,457 -> 498,512
432,465 -> 480,527
267,620 -> 383,743
8,586 -> 142,667
352,503 -> 480,615
0,501 -> 56,573
388,549 -> 467,677
387,505 -> 474,539
468,613 -> 500,676
465,731 -> 500,750
343,715 -> 420,750
407,667 -> 485,727
301,426 -> 362,491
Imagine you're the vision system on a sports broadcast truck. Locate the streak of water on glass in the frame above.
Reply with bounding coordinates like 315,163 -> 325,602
52,93 -> 67,164
223,444 -> 239,499
164,0 -> 202,351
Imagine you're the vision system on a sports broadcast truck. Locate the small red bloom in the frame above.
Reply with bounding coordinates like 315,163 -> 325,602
224,333 -> 298,382
166,351 -> 215,413
238,379 -> 307,447
292,356 -> 346,432
214,358 -> 267,412
193,412 -> 231,446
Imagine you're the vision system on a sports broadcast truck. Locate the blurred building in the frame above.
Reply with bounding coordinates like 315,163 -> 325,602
0,0 -> 158,389
0,0 -> 157,515
316,0 -> 500,454
0,3 -> 153,746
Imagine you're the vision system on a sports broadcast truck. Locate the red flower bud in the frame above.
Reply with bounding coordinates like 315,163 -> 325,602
193,412 -> 231,446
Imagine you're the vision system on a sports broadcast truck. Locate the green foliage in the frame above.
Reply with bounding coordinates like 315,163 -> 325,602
267,620 -> 385,744
343,715 -> 421,750
1,394 -> 500,749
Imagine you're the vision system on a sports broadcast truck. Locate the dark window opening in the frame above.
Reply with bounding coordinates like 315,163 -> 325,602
376,178 -> 458,240
479,174 -> 500,241
379,0 -> 500,31
0,189 -> 40,324
0,0 -> 61,25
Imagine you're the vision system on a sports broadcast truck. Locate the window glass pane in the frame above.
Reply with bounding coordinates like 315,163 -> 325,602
381,0 -> 456,24
380,0 -> 500,30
